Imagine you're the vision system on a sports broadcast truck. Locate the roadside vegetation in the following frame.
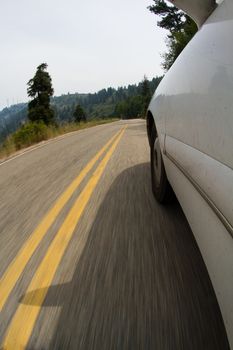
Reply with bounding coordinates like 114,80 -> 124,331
0,64 -> 158,160
0,76 -> 162,143
0,63 -> 118,160
0,118 -> 118,159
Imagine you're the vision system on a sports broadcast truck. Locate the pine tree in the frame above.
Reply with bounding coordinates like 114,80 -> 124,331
148,0 -> 197,70
27,63 -> 55,125
73,104 -> 87,123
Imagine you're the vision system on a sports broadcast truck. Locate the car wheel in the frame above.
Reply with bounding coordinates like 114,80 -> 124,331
150,124 -> 174,204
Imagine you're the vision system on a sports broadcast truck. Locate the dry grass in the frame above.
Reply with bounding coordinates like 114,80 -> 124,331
0,118 -> 119,160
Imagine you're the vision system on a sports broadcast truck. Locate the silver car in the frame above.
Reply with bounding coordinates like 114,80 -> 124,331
147,0 -> 233,347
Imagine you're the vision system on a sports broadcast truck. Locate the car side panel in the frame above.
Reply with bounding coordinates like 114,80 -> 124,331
163,154 -> 233,349
165,135 -> 233,232
163,0 -> 233,169
147,0 -> 233,345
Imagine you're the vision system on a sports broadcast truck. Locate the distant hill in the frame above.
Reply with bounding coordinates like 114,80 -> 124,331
0,76 -> 162,143
0,103 -> 27,143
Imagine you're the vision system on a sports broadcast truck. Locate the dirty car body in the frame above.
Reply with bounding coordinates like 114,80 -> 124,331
147,0 -> 233,347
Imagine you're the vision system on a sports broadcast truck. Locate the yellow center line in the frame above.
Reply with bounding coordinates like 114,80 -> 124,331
2,126 -> 126,349
0,128 -> 122,312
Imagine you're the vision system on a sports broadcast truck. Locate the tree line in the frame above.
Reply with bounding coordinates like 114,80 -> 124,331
0,72 -> 162,143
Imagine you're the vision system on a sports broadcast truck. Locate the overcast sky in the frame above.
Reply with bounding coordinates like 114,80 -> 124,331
0,0 -> 166,110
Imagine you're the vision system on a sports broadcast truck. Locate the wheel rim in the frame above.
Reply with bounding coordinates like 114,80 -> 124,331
153,137 -> 162,186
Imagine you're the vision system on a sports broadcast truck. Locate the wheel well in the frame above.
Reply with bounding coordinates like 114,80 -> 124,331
147,111 -> 156,147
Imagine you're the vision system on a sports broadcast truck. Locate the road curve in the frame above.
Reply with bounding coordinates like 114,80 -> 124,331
0,119 -> 229,349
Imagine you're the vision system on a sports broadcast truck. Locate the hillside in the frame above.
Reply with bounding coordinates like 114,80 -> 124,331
0,76 -> 162,143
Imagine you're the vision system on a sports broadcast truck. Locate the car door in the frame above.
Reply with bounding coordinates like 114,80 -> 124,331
164,0 -> 233,232
160,0 -> 233,345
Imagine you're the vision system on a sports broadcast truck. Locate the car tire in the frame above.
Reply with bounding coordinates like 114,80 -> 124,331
150,123 -> 174,204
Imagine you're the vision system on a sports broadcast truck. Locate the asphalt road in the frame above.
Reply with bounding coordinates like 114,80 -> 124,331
0,119 -> 229,349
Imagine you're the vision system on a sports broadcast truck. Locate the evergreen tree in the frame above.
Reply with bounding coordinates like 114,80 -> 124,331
73,104 -> 86,123
27,63 -> 55,125
148,0 -> 197,70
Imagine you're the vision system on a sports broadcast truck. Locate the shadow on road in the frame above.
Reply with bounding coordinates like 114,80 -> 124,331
23,163 -> 229,349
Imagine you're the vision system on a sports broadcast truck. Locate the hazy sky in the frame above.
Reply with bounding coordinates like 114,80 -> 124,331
0,0 -> 166,110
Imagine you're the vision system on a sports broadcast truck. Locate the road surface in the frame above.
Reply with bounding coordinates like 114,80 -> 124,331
0,119 -> 229,349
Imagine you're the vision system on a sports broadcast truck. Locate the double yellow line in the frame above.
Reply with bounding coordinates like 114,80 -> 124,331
1,126 -> 126,349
